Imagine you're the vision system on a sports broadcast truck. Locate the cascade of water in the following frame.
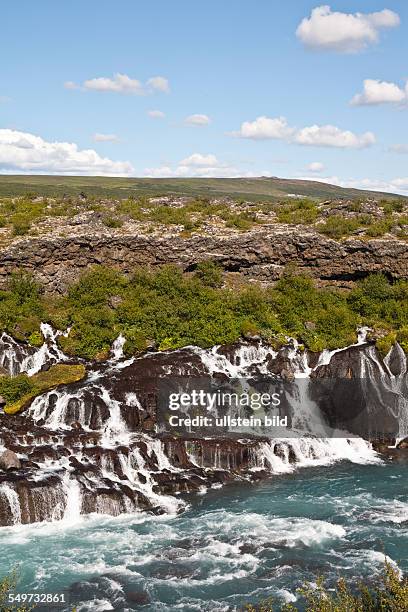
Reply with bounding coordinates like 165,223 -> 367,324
110,334 -> 126,361
0,484 -> 22,525
256,437 -> 380,474
0,332 -> 35,376
193,343 -> 277,377
62,475 -> 82,524
29,389 -> 85,430
0,324 -> 70,377
99,387 -> 131,446
118,442 -> 184,514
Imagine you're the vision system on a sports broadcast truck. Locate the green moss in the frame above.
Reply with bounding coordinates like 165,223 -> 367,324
27,331 -> 44,347
3,364 -> 86,414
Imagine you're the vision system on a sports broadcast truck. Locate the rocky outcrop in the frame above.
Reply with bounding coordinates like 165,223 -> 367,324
0,227 -> 407,291
0,449 -> 21,470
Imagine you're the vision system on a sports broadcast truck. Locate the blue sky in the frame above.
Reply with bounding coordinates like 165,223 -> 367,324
1,1 -> 408,193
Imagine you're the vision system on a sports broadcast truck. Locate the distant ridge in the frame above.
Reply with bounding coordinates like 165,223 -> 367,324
0,174 -> 404,201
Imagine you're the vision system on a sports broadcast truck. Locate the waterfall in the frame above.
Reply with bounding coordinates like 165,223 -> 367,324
118,441 -> 184,514
0,484 -> 22,525
192,343 -> 278,377
99,387 -> 130,446
110,334 -> 126,361
0,324 -> 70,377
62,476 -> 82,525
256,437 -> 380,473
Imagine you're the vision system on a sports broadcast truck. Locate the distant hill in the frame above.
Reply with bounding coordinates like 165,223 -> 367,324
0,174 -> 404,201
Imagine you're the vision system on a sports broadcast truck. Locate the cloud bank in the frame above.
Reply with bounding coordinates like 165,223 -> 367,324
232,116 -> 375,148
144,153 -> 254,178
0,129 -> 133,176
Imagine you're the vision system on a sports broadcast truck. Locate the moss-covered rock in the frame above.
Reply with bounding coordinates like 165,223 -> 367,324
3,364 -> 86,415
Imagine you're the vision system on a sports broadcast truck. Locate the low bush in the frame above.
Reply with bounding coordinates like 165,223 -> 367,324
1,266 -> 408,360
320,215 -> 361,238
276,199 -> 318,225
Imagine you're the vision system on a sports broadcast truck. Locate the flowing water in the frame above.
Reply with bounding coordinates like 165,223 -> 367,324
0,457 -> 406,611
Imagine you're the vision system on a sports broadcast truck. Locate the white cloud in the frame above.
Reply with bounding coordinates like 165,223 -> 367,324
307,161 -> 325,172
144,153 -> 254,178
146,76 -> 170,93
83,73 -> 144,94
232,115 -> 375,149
92,133 -> 120,142
185,114 -> 211,126
66,73 -> 170,95
231,116 -> 294,140
64,80 -> 80,90
294,124 -> 375,148
389,144 -> 408,154
296,5 -> 400,53
351,78 -> 407,106
148,110 -> 165,118
0,129 -> 134,176
179,153 -> 218,166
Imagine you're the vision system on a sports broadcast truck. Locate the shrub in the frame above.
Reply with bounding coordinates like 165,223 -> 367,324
0,265 -> 407,359
103,216 -> 123,228
376,332 -> 397,357
276,199 -> 318,225
320,215 -> 361,239
365,218 -> 393,237
11,214 -> 31,236
194,261 -> 223,287
240,319 -> 260,338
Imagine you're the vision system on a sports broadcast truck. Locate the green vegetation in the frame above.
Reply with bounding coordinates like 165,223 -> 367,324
0,266 -> 407,360
276,198 -> 318,225
320,214 -> 362,239
1,364 -> 86,414
0,190 -> 406,244
245,562 -> 408,611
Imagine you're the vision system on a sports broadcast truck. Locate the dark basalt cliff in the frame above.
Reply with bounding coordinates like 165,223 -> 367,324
1,227 -> 407,292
